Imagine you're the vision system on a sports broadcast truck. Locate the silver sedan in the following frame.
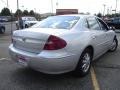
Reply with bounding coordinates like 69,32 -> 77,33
9,15 -> 118,77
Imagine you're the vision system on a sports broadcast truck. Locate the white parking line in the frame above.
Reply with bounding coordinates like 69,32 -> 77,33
90,66 -> 100,90
0,58 -> 10,61
0,58 -> 6,61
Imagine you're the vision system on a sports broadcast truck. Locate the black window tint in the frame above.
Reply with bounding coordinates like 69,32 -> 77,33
113,18 -> 119,23
97,18 -> 109,30
87,17 -> 101,30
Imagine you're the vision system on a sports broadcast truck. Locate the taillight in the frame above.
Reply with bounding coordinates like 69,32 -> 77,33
44,35 -> 67,50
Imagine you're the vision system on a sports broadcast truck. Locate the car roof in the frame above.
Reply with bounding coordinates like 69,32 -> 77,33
56,14 -> 95,19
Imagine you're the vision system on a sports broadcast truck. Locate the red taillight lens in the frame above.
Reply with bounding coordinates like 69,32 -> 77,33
44,35 -> 67,50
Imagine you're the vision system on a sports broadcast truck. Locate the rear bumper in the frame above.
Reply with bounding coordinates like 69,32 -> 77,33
9,44 -> 79,74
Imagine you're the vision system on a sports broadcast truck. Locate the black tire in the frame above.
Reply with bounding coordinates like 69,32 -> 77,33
0,27 -> 5,34
109,37 -> 118,52
73,48 -> 92,77
25,24 -> 28,28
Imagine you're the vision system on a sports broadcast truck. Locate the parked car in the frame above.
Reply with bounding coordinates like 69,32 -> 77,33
16,16 -> 38,29
9,15 -> 118,77
0,17 -> 9,22
105,17 -> 120,29
0,23 -> 5,34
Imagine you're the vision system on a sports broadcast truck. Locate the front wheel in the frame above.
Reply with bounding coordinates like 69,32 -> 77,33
109,38 -> 118,52
25,24 -> 28,28
74,48 -> 92,77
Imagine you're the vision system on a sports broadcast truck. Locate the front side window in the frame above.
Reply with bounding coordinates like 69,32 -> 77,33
83,19 -> 89,28
32,16 -> 80,29
87,17 -> 101,30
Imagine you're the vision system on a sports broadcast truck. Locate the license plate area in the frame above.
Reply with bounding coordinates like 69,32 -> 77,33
17,55 -> 28,66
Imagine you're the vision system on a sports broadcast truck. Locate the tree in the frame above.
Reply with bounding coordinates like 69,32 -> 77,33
97,13 -> 102,18
1,8 -> 11,16
35,13 -> 41,20
29,10 -> 35,16
23,10 -> 29,16
14,9 -> 23,17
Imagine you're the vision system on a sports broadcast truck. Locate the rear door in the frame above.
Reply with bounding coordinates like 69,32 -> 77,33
87,17 -> 108,57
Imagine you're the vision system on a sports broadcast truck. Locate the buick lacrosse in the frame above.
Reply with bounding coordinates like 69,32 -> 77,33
9,15 -> 118,76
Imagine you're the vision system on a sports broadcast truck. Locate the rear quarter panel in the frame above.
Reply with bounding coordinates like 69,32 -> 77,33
58,30 -> 94,59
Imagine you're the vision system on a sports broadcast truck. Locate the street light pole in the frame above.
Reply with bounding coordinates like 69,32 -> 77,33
110,6 -> 112,14
17,0 -> 19,10
103,4 -> 106,16
17,0 -> 20,29
51,0 -> 53,13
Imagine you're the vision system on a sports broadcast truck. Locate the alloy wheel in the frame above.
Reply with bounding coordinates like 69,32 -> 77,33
82,53 -> 91,73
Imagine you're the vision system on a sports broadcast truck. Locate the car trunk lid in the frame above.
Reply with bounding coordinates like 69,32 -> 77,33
12,28 -> 68,54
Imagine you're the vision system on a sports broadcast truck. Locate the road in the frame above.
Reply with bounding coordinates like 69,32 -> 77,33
0,23 -> 120,90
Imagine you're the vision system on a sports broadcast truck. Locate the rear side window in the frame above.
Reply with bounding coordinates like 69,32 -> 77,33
83,19 -> 89,28
87,17 -> 101,30
32,16 -> 80,29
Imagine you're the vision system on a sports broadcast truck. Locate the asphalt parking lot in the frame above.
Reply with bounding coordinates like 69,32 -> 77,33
0,22 -> 120,90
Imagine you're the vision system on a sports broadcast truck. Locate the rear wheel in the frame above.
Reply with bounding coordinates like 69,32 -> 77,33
74,48 -> 92,77
109,38 -> 118,52
0,27 -> 5,34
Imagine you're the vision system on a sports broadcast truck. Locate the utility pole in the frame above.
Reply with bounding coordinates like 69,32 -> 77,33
10,10 -> 13,36
107,8 -> 109,15
17,0 -> 19,10
103,4 -> 106,16
17,0 -> 20,29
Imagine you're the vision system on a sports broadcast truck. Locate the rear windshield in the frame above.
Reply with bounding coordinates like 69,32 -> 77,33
32,16 -> 80,29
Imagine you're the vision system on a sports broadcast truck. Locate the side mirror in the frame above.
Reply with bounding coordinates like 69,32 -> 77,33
109,26 -> 115,31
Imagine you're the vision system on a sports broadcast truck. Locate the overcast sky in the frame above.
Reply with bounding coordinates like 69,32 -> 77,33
0,0 -> 119,14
